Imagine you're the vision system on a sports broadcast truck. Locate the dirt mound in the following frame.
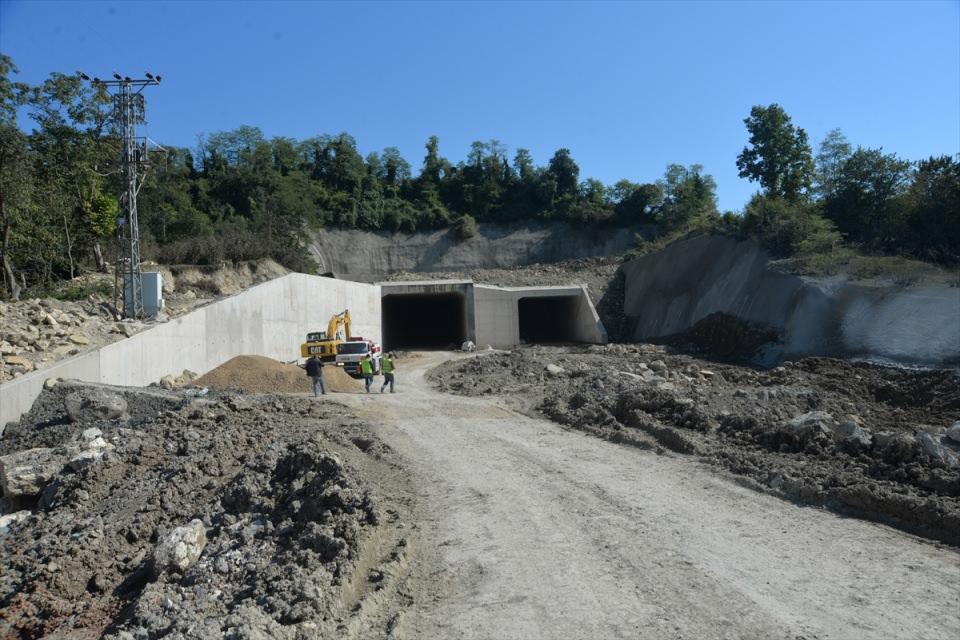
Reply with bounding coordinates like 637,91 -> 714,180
0,384 -> 412,638
654,311 -> 781,361
193,355 -> 361,394
430,345 -> 960,545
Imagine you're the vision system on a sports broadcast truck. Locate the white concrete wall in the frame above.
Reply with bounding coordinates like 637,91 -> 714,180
474,285 -> 607,348
1,274 -> 381,431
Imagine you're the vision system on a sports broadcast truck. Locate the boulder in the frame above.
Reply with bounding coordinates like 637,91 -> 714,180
159,374 -> 177,389
0,448 -> 64,497
947,421 -> 960,444
67,449 -> 105,471
545,363 -> 566,377
154,519 -> 207,574
81,427 -> 103,441
4,355 -> 34,372
460,341 -> 476,352
42,313 -> 59,327
65,388 -> 128,423
916,432 -> 960,468
837,420 -> 873,451
649,360 -> 667,372
0,511 -> 30,535
783,411 -> 835,446
68,334 -> 90,345
873,431 -> 921,463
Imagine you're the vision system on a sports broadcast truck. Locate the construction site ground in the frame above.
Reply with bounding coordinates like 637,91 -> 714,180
3,350 -> 959,638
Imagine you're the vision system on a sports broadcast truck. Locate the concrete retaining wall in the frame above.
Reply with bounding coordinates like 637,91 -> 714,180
622,234 -> 960,366
1,274 -> 382,432
474,285 -> 607,348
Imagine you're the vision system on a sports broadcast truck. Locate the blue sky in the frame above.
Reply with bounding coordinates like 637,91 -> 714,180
1,0 -> 958,212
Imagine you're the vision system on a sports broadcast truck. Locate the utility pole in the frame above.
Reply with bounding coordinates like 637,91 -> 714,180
80,72 -> 161,318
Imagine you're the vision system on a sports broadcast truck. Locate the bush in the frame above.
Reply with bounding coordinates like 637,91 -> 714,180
453,214 -> 478,241
741,195 -> 841,257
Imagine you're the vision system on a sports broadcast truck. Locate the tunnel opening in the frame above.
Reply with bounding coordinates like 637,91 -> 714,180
382,292 -> 467,350
518,295 -> 581,344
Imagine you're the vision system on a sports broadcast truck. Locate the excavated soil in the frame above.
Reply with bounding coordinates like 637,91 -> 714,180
429,345 -> 960,545
0,382 -> 416,639
193,355 -> 362,394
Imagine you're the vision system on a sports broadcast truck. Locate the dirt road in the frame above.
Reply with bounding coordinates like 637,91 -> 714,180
338,353 -> 960,640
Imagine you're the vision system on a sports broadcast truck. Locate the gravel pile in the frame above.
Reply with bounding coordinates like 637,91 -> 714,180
193,355 -> 362,394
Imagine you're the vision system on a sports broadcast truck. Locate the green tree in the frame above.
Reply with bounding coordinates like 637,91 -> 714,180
658,164 -> 718,229
823,147 -> 913,247
736,104 -> 814,201
902,155 -> 960,263
547,148 -> 579,199
0,55 -> 31,299
814,128 -> 852,199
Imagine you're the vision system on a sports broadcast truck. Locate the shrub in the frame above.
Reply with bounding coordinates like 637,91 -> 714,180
453,214 -> 478,241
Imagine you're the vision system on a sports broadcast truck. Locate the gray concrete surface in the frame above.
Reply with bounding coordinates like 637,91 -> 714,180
622,234 -> 960,366
310,221 -> 649,281
378,281 -> 607,350
0,274 -> 382,431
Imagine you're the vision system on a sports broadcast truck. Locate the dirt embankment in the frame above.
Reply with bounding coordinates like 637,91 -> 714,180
430,345 -> 960,545
0,382 -> 414,638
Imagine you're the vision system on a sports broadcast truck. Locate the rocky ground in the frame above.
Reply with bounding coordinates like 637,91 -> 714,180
385,256 -> 628,340
0,260 -> 289,384
0,381 -> 416,639
429,344 -> 960,545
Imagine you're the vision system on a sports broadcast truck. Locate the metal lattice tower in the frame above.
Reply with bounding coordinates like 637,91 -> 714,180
81,72 -> 161,318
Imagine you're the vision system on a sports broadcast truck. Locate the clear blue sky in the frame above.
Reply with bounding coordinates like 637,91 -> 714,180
2,0 -> 958,212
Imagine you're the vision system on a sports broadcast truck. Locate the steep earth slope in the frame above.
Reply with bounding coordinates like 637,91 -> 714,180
308,221 -> 645,281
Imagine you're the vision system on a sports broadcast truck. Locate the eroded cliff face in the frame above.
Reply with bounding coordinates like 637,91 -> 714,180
622,234 -> 960,367
307,221 -> 648,280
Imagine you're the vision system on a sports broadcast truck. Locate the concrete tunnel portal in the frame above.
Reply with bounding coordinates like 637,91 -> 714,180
379,280 -> 606,351
382,291 -> 468,350
518,295 -> 581,344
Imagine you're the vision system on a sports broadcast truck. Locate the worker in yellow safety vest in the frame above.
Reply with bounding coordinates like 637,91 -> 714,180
360,354 -> 374,393
380,353 -> 396,393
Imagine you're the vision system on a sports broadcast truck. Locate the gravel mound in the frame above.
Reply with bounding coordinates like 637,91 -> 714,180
193,355 -> 361,394
430,345 -> 960,545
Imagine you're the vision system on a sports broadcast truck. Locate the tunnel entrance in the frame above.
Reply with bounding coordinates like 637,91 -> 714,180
382,292 -> 467,350
518,296 -> 581,344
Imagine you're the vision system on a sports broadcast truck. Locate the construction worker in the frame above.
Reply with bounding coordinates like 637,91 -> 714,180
380,352 -> 396,393
300,354 -> 326,397
360,354 -> 374,393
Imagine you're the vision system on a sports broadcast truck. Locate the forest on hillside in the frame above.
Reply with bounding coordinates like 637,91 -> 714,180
1,55 -> 957,299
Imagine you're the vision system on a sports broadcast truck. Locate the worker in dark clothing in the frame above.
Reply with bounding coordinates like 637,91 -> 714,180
360,354 -> 374,393
380,353 -> 396,393
301,354 -> 326,397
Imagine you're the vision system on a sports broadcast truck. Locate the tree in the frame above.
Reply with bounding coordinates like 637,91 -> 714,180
823,147 -> 913,246
0,55 -> 30,299
736,104 -> 814,201
814,128 -> 852,199
613,181 -> 663,224
658,164 -> 718,229
902,155 -> 960,263
546,148 -> 579,199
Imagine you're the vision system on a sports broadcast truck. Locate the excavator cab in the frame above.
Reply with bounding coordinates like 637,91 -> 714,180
300,311 -> 351,362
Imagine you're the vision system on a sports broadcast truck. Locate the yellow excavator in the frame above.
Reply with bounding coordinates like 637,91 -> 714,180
300,310 -> 351,362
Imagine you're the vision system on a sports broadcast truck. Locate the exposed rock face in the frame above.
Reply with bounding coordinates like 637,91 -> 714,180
308,221 -> 648,280
621,234 -> 960,367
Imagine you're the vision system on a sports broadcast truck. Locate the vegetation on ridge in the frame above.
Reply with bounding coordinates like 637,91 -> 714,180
0,55 -> 957,300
